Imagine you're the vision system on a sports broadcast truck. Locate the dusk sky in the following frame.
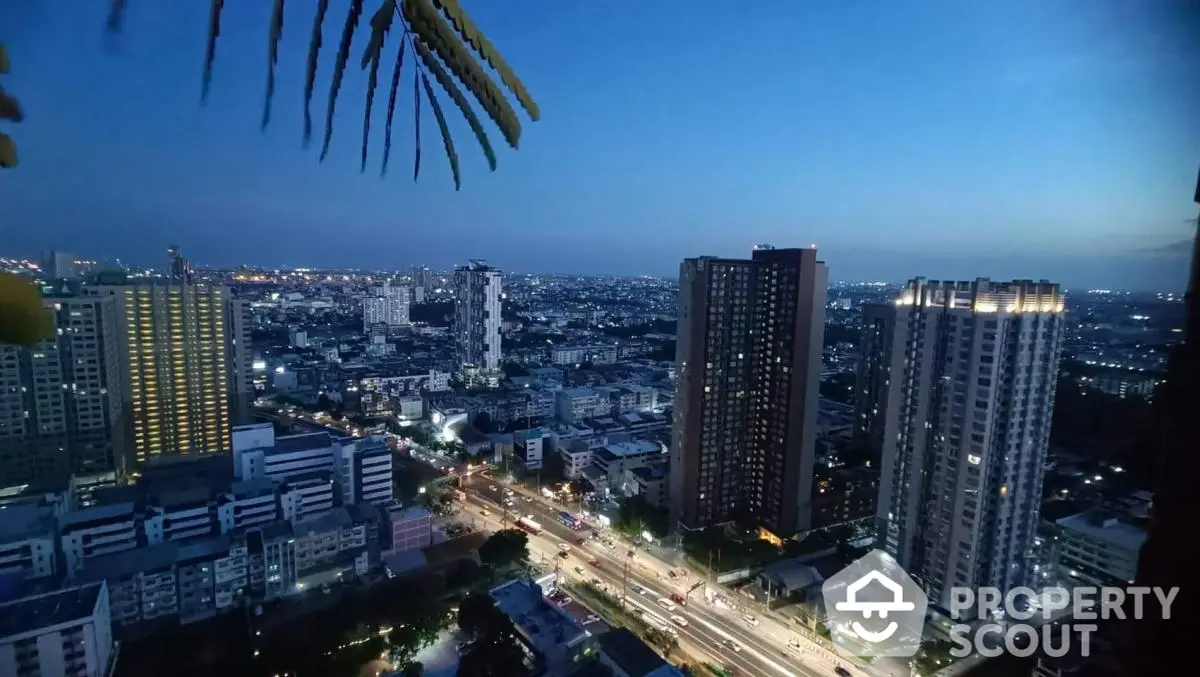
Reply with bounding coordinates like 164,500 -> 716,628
1,1 -> 1197,289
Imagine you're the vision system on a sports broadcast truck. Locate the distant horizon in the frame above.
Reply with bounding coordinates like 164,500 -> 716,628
8,250 -> 1188,295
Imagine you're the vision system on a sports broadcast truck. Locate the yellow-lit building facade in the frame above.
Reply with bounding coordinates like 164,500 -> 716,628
93,282 -> 232,462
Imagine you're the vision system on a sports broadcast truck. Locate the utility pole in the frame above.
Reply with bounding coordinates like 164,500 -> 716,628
621,552 -> 631,609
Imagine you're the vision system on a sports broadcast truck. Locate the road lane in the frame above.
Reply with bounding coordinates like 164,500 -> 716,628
462,477 -> 869,677
459,486 -> 854,677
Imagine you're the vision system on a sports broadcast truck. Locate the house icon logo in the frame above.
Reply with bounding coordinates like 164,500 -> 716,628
822,549 -> 927,657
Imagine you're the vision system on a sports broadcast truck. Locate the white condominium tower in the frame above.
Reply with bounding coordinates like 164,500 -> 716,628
363,280 -> 410,332
866,278 -> 1065,611
453,260 -> 502,385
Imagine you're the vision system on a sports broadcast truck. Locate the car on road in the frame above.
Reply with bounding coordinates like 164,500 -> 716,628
556,596 -> 572,608
480,509 -> 490,517
581,613 -> 601,626
671,615 -> 688,627
631,585 -> 648,596
588,559 -> 602,569
488,486 -> 499,493
723,639 -> 742,652
834,668 -> 851,677
656,598 -> 677,612
743,614 -> 760,627
557,551 -> 569,559
574,566 -> 586,575
557,543 -> 571,552
670,593 -> 687,606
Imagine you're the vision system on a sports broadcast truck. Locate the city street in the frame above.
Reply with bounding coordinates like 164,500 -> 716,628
458,473 -> 864,677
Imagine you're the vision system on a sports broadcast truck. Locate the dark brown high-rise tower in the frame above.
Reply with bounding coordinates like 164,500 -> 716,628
669,246 -> 827,537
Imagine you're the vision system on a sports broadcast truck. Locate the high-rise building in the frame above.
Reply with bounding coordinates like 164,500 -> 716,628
0,294 -> 127,487
867,278 -> 1065,611
454,260 -> 502,385
362,281 -> 410,331
226,295 -> 254,426
669,246 -> 827,537
89,279 -> 236,463
853,302 -> 904,458
40,250 -> 78,280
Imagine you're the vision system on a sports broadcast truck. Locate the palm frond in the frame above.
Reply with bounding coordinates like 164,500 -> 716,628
303,0 -> 331,146
320,0 -> 365,162
262,0 -> 286,130
381,39 -> 406,176
201,0 -> 225,104
360,1 -> 396,172
0,90 -> 22,123
413,66 -> 422,182
402,0 -> 520,148
106,0 -> 128,34
413,40 -> 494,171
0,133 -> 15,169
430,0 -> 539,121
420,71 -> 460,190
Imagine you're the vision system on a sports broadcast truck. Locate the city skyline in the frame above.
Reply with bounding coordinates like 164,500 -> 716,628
1,1 -> 1196,290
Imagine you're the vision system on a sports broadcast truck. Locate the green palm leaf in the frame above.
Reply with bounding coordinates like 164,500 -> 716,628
381,39 -> 406,176
0,133 -> 16,169
262,0 -> 286,130
320,0 -> 365,162
430,0 -> 539,121
413,40 -> 494,171
420,71 -> 460,190
402,0 -> 520,148
360,1 -> 396,172
303,0 -> 331,146
201,0 -> 225,103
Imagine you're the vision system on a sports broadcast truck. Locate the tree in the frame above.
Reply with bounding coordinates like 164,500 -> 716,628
645,627 -> 679,658
101,0 -> 539,190
0,273 -> 53,347
614,495 -> 669,539
456,594 -> 529,677
477,529 -> 528,569
457,591 -> 500,637
402,662 -> 426,677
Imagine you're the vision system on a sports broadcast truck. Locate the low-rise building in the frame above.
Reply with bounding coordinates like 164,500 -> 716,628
595,627 -> 683,677
1055,510 -> 1147,586
0,582 -> 116,677
627,464 -> 668,509
489,578 -> 592,676
592,440 -> 665,497
0,502 -> 59,582
514,428 -> 553,472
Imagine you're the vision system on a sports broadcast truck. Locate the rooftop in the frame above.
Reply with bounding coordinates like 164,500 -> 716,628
0,503 -> 57,542
1057,510 -> 1148,551
490,579 -> 588,666
59,501 -> 136,529
596,627 -> 673,677
273,431 -> 334,454
0,582 -> 105,640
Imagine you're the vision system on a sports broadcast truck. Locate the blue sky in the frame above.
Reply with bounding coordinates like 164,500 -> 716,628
1,0 -> 1196,289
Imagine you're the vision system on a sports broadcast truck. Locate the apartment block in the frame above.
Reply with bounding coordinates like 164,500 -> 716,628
869,278 -> 1066,610
89,280 -> 236,462
454,260 -> 502,386
0,582 -> 116,677
670,246 -> 828,537
1055,510 -> 1147,586
0,294 -> 127,488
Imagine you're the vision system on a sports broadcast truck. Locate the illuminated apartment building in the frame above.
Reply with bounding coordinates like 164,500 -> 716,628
866,278 -> 1066,610
454,260 -> 502,386
0,294 -> 127,488
669,246 -> 828,537
91,280 -> 234,462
